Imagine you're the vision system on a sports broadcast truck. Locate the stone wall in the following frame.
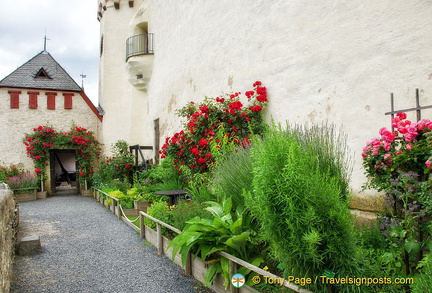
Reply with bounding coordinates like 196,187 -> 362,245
0,187 -> 19,293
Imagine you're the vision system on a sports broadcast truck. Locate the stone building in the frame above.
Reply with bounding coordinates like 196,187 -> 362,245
97,0 -> 432,199
0,50 -> 102,194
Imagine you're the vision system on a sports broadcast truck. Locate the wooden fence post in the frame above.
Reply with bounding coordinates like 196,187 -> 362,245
229,258 -> 238,293
156,222 -> 163,254
184,252 -> 192,276
116,202 -> 121,219
140,213 -> 145,238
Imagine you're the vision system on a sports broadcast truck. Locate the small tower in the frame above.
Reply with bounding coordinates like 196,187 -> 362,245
97,0 -> 154,156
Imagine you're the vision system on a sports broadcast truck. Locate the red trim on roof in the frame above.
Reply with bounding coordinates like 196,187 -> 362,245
79,91 -> 103,122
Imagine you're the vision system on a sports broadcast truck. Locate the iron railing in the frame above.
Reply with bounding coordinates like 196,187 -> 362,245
126,33 -> 154,61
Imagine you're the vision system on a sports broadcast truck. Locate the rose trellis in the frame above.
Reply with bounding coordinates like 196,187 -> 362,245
23,125 -> 102,187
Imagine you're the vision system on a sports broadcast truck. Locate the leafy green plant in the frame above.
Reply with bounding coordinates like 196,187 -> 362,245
0,164 -> 22,182
411,252 -> 432,292
168,197 -> 263,288
94,140 -> 134,188
145,200 -> 170,231
287,122 -> 353,200
212,146 -> 252,208
185,180 -> 215,203
245,123 -> 359,292
169,200 -> 211,231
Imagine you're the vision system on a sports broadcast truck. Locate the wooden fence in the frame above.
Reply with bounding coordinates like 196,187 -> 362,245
91,187 -> 312,293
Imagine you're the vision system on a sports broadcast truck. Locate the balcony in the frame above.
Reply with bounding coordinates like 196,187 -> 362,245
126,33 -> 154,61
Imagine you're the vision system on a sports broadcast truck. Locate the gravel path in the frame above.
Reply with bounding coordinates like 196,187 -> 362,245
11,195 -> 199,293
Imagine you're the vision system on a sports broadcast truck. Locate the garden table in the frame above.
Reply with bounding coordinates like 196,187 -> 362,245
153,190 -> 188,205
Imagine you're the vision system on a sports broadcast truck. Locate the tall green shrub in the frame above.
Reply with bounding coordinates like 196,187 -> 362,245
212,146 -> 253,208
245,124 -> 359,292
287,123 -> 352,200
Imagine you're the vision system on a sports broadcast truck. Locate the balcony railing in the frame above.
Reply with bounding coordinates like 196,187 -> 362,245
126,33 -> 154,61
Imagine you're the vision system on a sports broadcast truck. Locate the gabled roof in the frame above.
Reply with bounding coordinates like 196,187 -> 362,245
0,50 -> 82,91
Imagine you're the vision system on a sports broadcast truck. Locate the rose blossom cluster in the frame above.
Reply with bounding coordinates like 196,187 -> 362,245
160,81 -> 268,173
362,112 -> 432,172
23,125 -> 101,180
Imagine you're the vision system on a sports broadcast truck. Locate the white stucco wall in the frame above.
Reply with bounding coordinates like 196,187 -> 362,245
99,1 -> 153,155
99,0 -> 432,196
0,88 -> 102,171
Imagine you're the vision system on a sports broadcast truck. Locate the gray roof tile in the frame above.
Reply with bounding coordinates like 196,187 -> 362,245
0,51 -> 82,91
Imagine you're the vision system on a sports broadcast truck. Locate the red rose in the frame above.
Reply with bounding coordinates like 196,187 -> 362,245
256,95 -> 267,102
199,138 -> 208,147
229,101 -> 243,110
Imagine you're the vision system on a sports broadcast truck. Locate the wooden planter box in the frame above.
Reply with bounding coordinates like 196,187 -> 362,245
36,191 -> 47,199
122,208 -> 138,217
12,188 -> 37,202
81,189 -> 92,197
142,225 -> 257,293
134,200 -> 151,212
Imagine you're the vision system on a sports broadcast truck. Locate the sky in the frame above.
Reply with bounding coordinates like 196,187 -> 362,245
0,0 -> 100,105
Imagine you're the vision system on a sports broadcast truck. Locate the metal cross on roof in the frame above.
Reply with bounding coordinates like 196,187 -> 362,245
43,30 -> 50,51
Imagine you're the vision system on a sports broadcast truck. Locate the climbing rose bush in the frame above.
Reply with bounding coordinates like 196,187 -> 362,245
23,125 -> 102,183
362,112 -> 432,185
160,81 -> 268,173
362,112 -> 432,276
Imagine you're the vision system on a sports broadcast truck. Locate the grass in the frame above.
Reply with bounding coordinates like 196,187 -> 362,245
125,215 -> 140,228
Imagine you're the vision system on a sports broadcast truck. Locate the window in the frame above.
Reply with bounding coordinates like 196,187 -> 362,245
63,93 -> 74,109
46,92 -> 57,110
28,92 -> 39,109
8,90 -> 21,109
35,68 -> 51,79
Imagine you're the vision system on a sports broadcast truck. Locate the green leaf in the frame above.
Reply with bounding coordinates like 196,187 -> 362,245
204,262 -> 222,287
225,231 -> 250,250
404,239 -> 420,254
223,197 -> 233,215
229,217 -> 243,234
220,257 -> 230,288
205,202 -> 224,218
200,244 -> 225,260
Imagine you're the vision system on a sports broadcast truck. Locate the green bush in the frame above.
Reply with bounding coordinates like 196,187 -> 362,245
169,200 -> 211,231
0,164 -> 22,182
145,200 -> 170,230
212,147 -> 253,208
411,254 -> 432,292
245,123 -> 360,292
93,140 -> 134,188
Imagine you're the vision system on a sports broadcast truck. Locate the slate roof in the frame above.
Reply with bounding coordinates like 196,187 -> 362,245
0,50 -> 82,91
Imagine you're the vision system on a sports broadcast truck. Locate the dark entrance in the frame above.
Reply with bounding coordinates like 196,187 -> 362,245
49,150 -> 80,195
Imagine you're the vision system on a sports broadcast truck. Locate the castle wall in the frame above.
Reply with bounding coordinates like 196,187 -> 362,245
100,0 -> 432,196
